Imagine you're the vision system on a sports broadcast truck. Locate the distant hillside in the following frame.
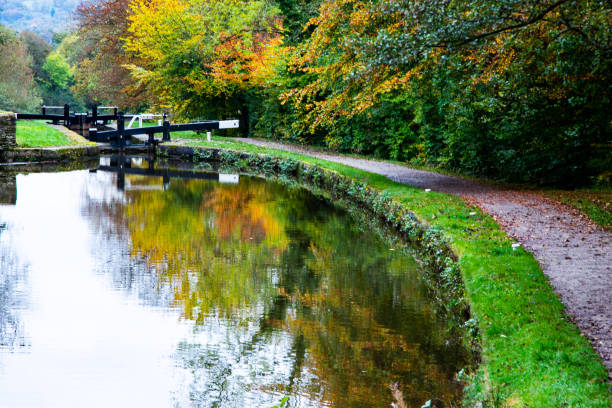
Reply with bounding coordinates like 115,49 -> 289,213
0,0 -> 80,41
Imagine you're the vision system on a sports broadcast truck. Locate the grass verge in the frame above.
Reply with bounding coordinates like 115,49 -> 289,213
545,188 -> 612,231
173,138 -> 611,407
171,129 -> 210,140
16,120 -> 91,147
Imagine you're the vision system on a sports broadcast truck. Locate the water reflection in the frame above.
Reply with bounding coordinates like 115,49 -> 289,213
0,173 -> 16,205
0,158 -> 469,407
0,177 -> 20,348
0,225 -> 28,351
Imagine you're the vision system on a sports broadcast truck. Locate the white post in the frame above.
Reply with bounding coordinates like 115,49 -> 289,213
139,116 -> 142,128
127,115 -> 137,129
206,131 -> 211,142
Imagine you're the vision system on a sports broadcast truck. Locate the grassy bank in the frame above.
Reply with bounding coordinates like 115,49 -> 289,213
546,188 -> 612,232
16,120 -> 92,147
170,138 -> 611,407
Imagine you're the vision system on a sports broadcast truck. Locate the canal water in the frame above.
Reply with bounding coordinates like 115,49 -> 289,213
0,158 -> 469,407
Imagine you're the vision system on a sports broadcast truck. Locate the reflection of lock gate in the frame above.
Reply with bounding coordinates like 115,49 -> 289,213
15,104 -> 239,148
97,155 -> 239,191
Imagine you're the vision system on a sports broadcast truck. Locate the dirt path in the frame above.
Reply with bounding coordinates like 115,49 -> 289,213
236,138 -> 612,375
48,124 -> 93,145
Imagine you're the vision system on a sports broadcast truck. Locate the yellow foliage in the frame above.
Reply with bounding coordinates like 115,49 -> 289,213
123,0 -> 284,117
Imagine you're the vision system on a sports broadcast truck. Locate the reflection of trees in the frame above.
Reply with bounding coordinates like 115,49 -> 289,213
265,214 -> 467,407
124,178 -> 289,323
0,225 -> 29,351
89,173 -> 468,407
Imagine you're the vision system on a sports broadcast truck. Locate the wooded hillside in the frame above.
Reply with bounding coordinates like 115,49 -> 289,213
0,0 -> 79,40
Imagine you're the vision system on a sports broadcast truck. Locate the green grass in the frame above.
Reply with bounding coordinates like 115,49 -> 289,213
130,119 -> 162,128
546,188 -> 612,231
16,120 -> 73,147
178,137 -> 612,407
171,130 -> 209,140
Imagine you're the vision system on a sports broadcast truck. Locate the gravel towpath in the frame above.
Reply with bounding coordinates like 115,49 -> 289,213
236,138 -> 612,376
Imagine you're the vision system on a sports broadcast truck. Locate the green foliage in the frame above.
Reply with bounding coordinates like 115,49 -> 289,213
43,52 -> 73,89
275,0 -> 322,45
37,34 -> 85,109
250,0 -> 611,186
20,31 -> 52,80
0,24 -> 85,111
270,396 -> 289,408
400,27 -> 612,185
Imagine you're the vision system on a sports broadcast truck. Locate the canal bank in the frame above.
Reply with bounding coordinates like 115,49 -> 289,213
157,143 -> 612,407
0,112 -> 100,163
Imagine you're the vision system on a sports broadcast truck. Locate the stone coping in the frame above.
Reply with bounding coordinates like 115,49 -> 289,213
0,145 -> 100,164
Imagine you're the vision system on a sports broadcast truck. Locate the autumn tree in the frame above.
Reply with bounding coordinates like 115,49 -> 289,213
73,0 -> 148,110
123,0 -> 284,124
19,31 -> 52,81
68,0 -> 610,184
0,25 -> 40,111
280,0 -> 611,184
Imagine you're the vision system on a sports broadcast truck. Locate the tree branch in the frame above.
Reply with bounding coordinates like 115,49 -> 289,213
438,0 -> 573,47
559,10 -> 612,53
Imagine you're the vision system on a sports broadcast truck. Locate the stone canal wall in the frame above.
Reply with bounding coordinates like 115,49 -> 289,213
0,114 -> 101,163
0,113 -> 16,151
0,145 -> 100,163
